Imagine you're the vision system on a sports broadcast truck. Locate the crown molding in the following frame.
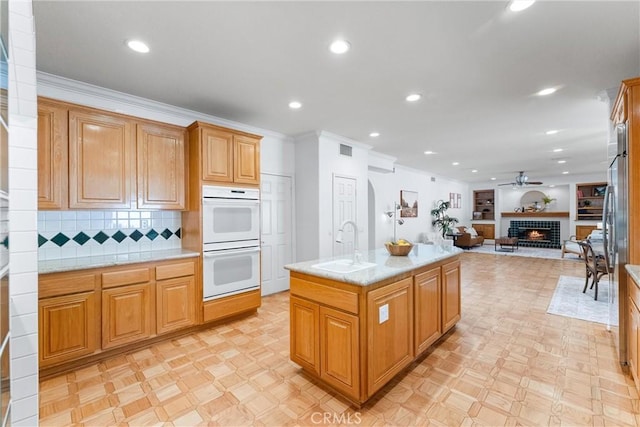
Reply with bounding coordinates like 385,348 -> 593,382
36,71 -> 291,141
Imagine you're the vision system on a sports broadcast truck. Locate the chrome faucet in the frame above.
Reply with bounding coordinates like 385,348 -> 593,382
336,219 -> 362,264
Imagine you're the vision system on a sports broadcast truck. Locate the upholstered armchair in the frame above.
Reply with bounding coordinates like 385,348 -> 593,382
453,226 -> 485,249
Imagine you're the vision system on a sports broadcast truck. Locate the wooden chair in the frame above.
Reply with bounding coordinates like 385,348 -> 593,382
577,240 -> 610,300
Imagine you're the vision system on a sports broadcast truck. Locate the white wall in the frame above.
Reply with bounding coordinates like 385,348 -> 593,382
369,165 -> 468,248
293,133 -> 319,262
8,0 -> 39,424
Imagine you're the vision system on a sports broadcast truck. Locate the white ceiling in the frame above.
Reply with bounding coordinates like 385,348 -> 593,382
33,1 -> 640,184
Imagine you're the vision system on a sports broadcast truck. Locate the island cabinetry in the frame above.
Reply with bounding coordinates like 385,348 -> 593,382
367,277 -> 413,396
442,259 -> 461,331
101,267 -> 153,349
39,272 -> 99,368
188,122 -> 261,186
288,252 -> 461,405
414,267 -> 442,355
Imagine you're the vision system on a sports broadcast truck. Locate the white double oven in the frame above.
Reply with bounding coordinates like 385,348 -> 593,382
202,185 -> 261,301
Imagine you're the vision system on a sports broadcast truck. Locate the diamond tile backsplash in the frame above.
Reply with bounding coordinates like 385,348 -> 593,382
38,210 -> 182,260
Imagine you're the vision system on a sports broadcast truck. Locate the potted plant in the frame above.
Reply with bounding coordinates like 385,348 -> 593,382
542,194 -> 556,205
431,200 -> 459,238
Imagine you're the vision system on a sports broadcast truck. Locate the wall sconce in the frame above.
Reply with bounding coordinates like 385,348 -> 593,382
385,202 -> 404,242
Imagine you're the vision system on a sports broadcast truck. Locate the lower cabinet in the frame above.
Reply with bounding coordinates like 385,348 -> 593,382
289,255 -> 461,405
320,306 -> 359,398
39,291 -> 98,367
629,296 -> 639,385
471,223 -> 495,240
414,267 -> 442,355
102,283 -> 153,349
39,257 -> 198,371
442,259 -> 461,332
366,277 -> 413,396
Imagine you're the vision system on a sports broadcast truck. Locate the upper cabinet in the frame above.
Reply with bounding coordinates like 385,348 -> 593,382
37,97 -> 187,210
137,122 -> 186,210
576,182 -> 606,221
69,109 -> 135,209
37,100 -> 68,210
189,121 -> 261,186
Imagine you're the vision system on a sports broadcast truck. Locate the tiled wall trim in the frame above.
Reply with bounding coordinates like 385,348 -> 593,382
38,210 -> 182,260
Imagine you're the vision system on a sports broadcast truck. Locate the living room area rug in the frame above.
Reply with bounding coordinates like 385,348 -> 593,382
547,275 -> 615,325
468,242 -> 581,261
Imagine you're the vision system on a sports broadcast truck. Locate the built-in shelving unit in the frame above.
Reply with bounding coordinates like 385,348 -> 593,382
576,182 -> 606,221
473,189 -> 495,221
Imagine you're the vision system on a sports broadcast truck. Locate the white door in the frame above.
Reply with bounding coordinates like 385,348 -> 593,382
333,175 -> 357,257
260,174 -> 293,296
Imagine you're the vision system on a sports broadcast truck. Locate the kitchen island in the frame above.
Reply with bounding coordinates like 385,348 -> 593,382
285,244 -> 462,406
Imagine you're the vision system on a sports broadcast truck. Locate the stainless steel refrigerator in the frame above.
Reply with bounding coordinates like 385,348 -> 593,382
604,123 -> 629,365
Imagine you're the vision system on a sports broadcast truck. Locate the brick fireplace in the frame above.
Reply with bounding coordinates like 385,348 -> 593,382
508,220 -> 561,249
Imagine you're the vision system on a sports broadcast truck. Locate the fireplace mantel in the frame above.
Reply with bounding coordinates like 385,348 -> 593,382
501,211 -> 569,218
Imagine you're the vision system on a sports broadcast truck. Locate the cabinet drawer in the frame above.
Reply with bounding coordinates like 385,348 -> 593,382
102,268 -> 150,289
39,273 -> 96,299
156,261 -> 195,281
290,277 -> 358,315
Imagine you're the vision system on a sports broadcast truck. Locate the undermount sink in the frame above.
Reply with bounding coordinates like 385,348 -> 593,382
312,259 -> 377,274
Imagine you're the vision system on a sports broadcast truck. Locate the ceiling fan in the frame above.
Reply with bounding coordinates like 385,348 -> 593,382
498,171 -> 543,187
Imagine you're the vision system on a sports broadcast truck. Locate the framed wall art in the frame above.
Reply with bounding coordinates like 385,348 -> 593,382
400,190 -> 418,217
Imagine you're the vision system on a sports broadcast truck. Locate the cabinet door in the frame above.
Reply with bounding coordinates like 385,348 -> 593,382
233,135 -> 260,185
367,277 -> 413,396
69,110 -> 134,208
320,305 -> 359,399
442,259 -> 461,332
629,297 -> 639,385
156,276 -> 195,334
39,291 -> 98,367
201,127 -> 233,183
102,283 -> 152,349
414,267 -> 442,355
290,296 -> 320,375
137,123 -> 186,209
38,101 -> 68,209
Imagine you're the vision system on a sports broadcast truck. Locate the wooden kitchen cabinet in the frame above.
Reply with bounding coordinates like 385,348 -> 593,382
442,259 -> 461,332
188,121 -> 261,186
576,225 -> 598,240
366,277 -> 414,396
69,109 -> 135,209
290,296 -> 320,375
414,267 -> 442,356
471,223 -> 495,240
156,261 -> 196,334
37,100 -> 68,210
102,282 -> 153,350
39,292 -> 99,367
629,296 -> 639,386
137,122 -> 186,210
320,306 -> 359,398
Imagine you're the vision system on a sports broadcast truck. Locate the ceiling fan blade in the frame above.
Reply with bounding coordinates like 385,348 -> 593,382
528,181 -> 543,185
498,182 -> 516,186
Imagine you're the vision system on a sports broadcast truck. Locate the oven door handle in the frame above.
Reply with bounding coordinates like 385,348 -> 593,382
202,198 -> 259,206
203,247 -> 261,257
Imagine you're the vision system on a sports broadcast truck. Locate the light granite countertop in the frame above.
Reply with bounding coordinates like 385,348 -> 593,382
626,265 -> 640,285
39,249 -> 200,274
284,243 -> 462,286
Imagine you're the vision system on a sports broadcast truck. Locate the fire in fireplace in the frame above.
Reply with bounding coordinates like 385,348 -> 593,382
523,228 -> 551,241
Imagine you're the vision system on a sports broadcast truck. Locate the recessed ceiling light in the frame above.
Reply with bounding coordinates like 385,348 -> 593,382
471,169 -> 478,173
537,87 -> 557,96
423,150 -> 436,155
553,148 -> 563,152
557,160 -> 566,164
452,162 -> 459,166
491,177 -> 496,181
546,130 -> 559,135
562,171 -> 569,174
549,184 -> 555,188
329,39 -> 351,54
126,39 -> 150,53
288,101 -> 302,109
406,93 -> 422,102
369,132 -> 380,137
509,0 -> 535,12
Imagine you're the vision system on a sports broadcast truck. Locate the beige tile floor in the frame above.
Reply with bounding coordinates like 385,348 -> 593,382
39,252 -> 640,426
